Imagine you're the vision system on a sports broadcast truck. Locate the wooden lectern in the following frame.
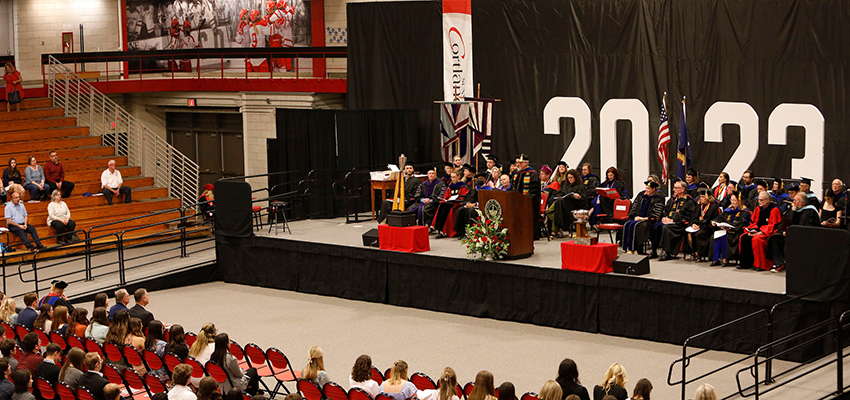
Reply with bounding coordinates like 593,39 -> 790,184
477,190 -> 534,259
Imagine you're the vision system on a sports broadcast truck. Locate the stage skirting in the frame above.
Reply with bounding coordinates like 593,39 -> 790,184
216,234 -> 838,358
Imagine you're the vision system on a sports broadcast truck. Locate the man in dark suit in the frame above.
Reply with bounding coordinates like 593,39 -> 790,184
35,343 -> 61,384
78,353 -> 109,400
128,288 -> 154,329
107,289 -> 129,321
16,293 -> 39,330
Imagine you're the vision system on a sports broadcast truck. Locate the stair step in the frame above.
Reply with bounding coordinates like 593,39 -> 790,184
0,146 -> 115,165
64,164 -> 137,182
0,98 -> 54,110
25,211 -> 183,244
16,186 -> 168,210
0,136 -> 102,156
0,108 -> 64,122
0,117 -> 78,133
72,177 -> 155,195
0,126 -> 90,144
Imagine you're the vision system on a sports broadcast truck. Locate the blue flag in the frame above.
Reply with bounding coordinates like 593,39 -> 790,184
676,98 -> 691,179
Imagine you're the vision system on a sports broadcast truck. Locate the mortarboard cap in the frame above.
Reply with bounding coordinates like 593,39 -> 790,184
786,183 -> 800,191
756,179 -> 769,189
687,168 -> 698,177
518,154 -> 530,162
644,180 -> 660,189
51,280 -> 68,289
800,177 -> 812,185
462,163 -> 476,173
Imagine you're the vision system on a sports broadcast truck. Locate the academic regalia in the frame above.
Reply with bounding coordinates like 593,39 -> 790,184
804,191 -> 822,209
769,191 -> 791,213
738,203 -> 782,270
440,174 -> 452,187
596,179 -> 628,222
542,180 -> 561,205
408,178 -> 444,226
741,183 -> 757,201
712,206 -> 750,262
454,185 -> 487,237
376,174 -> 422,223
712,184 -> 728,203
581,173 -> 600,196
767,205 -> 821,268
432,182 -> 470,238
513,166 -> 542,239
686,182 -> 699,199
688,201 -> 720,259
657,194 -> 697,257
622,192 -> 664,253
550,182 -> 588,233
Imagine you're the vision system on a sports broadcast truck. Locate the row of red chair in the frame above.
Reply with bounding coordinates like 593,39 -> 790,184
295,375 -> 541,400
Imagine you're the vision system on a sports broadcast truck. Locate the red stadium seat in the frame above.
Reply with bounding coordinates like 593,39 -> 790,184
266,347 -> 301,396
14,325 -> 29,342
410,372 -> 436,391
183,355 -> 206,379
49,331 -> 67,350
55,383 -> 75,400
34,328 -> 50,347
102,363 -> 124,385
229,340 -> 250,369
84,340 -> 104,357
322,382 -> 348,400
122,367 -> 150,399
34,377 -> 55,400
163,352 -> 182,372
67,335 -> 85,351
102,342 -> 124,364
144,373 -> 168,394
243,343 -> 273,393
185,332 -> 198,347
376,394 -> 395,400
142,349 -> 164,371
370,366 -> 383,385
349,387 -> 374,400
597,198 -> 630,243
384,368 -> 392,380
76,388 -> 96,400
297,379 -> 323,400
520,392 -> 539,400
205,361 -> 229,384
0,322 -> 14,340
463,383 -> 474,397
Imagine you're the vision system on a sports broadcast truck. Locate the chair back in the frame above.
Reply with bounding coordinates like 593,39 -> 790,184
370,366 -> 383,385
102,363 -> 124,385
35,377 -> 55,400
184,355 -> 206,378
122,345 -> 144,366
265,347 -> 301,380
243,343 -> 267,368
297,379 -> 323,400
144,373 -> 168,394
84,340 -> 103,357
410,372 -> 436,391
463,383 -> 474,397
12,344 -> 21,360
348,388 -> 374,400
229,340 -> 246,361
142,349 -> 164,370
322,382 -> 348,400
185,332 -> 198,347
163,352 -> 182,372
67,335 -> 85,350
383,368 -> 392,380
49,331 -> 67,350
34,328 -> 50,347
14,325 -> 29,341
76,388 -> 96,400
0,322 -> 15,339
102,342 -> 124,363
456,383 -> 464,399
540,192 -> 549,214
205,361 -> 229,384
613,198 -> 631,220
122,368 -> 148,394
375,394 -> 394,400
520,392 -> 539,400
55,382 -> 75,400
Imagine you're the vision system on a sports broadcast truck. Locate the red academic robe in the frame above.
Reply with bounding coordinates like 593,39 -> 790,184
740,204 -> 782,270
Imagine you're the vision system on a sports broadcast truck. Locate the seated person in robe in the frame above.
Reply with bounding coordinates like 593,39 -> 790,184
432,171 -> 470,238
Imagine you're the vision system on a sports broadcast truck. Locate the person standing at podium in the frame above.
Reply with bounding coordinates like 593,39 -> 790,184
512,154 -> 541,240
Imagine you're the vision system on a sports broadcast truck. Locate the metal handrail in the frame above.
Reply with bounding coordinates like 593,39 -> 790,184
46,55 -> 199,207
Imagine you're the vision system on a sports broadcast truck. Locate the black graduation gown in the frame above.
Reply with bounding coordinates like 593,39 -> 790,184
622,192 -> 665,252
432,182 -> 470,237
409,179 -> 444,226
597,179 -> 627,222
454,186 -> 483,237
713,206 -> 750,259
551,182 -> 588,232
689,202 -> 720,258
513,167 -> 542,239
659,195 -> 697,256
581,173 -> 600,200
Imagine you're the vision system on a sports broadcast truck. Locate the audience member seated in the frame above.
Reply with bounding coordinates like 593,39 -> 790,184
738,192 -> 782,271
684,169 -> 699,198
767,192 -> 821,273
408,169 -> 444,227
224,390 -> 243,400
452,156 -> 463,170
550,169 -> 587,238
594,167 -> 628,224
769,178 -> 791,213
44,151 -> 74,198
423,368 -> 459,400
302,346 -> 330,389
454,174 -> 488,239
58,348 -> 85,390
128,288 -> 155,329
78,353 -> 110,400
68,308 -> 89,339
498,175 -> 512,191
461,164 -> 476,187
94,293 -> 109,310
486,167 -> 502,189
440,163 -> 454,187
17,333 -> 42,375
579,163 -> 599,200
10,369 -> 34,400
101,160 -> 133,205
199,184 -> 215,221
5,192 -> 44,251
629,379 -> 651,400
33,304 -> 52,333
686,185 -> 719,262
377,164 -> 421,224
108,289 -> 130,320
144,321 -> 170,382
592,364 -> 627,400
496,382 -> 516,400
35,343 -> 61,384
49,306 -> 69,336
197,377 -> 223,400
551,162 -> 568,187
556,358 -> 590,400
621,181 -> 664,254
125,318 -> 146,354
211,333 -> 259,395
349,355 -> 380,398
539,165 -> 555,193
1,159 -> 20,203
655,181 -> 696,261
820,189 -> 842,228
379,360 -> 417,400
189,323 -> 217,385
739,170 -> 756,203
539,381 -> 562,400
694,383 -> 716,400
0,298 -> 17,327
104,311 -> 130,365
0,340 -> 17,374
166,325 -> 190,360
85,307 -> 109,345
0,360 -> 12,400
467,371 -> 496,400
17,293 -> 38,330
432,171 -> 471,238
710,193 -> 750,267
102,384 -> 121,400
47,191 -> 78,244
22,156 -> 47,201
168,364 -> 197,400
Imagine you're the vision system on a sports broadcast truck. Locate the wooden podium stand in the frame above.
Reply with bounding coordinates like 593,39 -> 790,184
478,190 -> 534,259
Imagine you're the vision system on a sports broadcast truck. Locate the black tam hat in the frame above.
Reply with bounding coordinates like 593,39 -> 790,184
486,155 -> 499,162
475,173 -> 487,179
698,182 -> 711,194
755,179 -> 769,189
462,163 -> 476,173
687,168 -> 698,177
644,180 -> 660,189
51,280 -> 68,289
786,183 -> 800,191
557,160 -> 568,167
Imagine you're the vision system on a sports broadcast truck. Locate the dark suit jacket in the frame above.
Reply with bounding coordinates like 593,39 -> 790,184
35,360 -> 61,384
107,304 -> 128,321
78,371 -> 109,400
17,307 -> 38,330
128,304 -> 154,329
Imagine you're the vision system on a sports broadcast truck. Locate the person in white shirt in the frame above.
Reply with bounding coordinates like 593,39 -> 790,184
349,355 -> 380,398
46,190 -> 77,244
168,364 -> 197,400
100,160 -> 132,205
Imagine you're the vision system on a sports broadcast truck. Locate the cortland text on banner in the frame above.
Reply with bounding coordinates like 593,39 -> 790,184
443,0 -> 473,101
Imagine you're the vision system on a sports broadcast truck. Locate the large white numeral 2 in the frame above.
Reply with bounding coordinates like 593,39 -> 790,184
768,104 -> 825,197
543,97 -> 591,169
599,99 -> 650,198
703,102 -> 759,188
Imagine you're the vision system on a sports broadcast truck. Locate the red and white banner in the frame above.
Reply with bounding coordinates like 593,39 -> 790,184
443,0 -> 473,101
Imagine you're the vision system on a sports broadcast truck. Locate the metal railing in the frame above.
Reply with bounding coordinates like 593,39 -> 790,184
46,55 -> 199,206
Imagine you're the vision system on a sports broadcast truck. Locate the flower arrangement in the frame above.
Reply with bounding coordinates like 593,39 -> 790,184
461,209 -> 509,260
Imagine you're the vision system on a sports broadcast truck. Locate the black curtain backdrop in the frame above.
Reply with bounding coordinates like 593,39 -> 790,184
347,1 -> 442,165
276,109 -> 338,173
336,110 -> 420,170
348,0 -> 850,190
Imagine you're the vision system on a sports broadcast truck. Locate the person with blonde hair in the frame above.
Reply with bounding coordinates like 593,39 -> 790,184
539,381 -> 563,400
189,323 -> 217,386
424,367 -> 459,400
378,360 -> 416,400
693,383 -> 716,400
302,346 -> 330,389
467,371 -> 496,400
349,355 -> 379,398
592,363 -> 627,400
0,298 -> 17,326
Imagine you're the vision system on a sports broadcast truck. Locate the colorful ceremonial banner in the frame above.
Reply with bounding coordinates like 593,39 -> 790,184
443,0 -> 473,101
440,102 -> 472,163
467,98 -> 493,157
677,97 -> 691,180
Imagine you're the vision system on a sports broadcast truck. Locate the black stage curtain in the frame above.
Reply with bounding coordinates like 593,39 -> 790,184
349,0 -> 850,190
336,110 -> 421,170
276,109 -> 337,172
213,181 -> 253,237
347,1 -> 443,164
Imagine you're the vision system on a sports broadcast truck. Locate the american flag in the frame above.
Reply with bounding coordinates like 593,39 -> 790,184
440,102 -> 471,163
657,93 -> 670,184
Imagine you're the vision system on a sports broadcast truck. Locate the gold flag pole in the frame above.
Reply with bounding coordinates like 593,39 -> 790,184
391,154 -> 407,212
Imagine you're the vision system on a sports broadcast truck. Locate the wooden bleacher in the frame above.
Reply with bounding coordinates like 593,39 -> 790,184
0,97 -> 197,260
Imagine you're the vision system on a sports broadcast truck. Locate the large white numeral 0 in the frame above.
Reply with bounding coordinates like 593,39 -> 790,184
704,102 -> 759,188
543,97 -> 591,169
599,99 -> 649,199
768,104 -> 825,198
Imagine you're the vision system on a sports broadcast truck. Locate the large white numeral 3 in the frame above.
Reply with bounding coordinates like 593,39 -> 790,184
768,104 -> 825,197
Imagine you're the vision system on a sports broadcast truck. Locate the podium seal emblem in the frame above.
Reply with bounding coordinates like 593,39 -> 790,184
484,199 -> 502,220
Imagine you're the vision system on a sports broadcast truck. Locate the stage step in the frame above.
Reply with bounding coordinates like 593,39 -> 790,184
0,98 -> 54,110
0,117 -> 78,133
0,136 -> 102,155
0,108 -> 64,122
0,126 -> 90,144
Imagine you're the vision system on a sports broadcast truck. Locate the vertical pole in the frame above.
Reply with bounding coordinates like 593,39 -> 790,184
117,234 -> 125,285
837,315 -> 844,394
681,347 -> 687,400
766,311 -> 774,383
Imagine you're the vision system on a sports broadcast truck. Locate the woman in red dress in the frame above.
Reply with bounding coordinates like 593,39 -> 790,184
3,63 -> 24,112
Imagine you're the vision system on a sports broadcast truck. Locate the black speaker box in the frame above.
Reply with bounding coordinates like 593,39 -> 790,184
613,253 -> 650,275
362,228 -> 380,247
387,212 -> 416,227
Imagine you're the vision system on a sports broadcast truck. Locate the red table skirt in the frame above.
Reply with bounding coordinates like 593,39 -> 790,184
561,241 -> 618,273
379,225 -> 430,253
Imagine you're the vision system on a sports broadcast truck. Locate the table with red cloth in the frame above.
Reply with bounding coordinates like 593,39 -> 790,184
378,225 -> 430,253
560,241 -> 619,273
